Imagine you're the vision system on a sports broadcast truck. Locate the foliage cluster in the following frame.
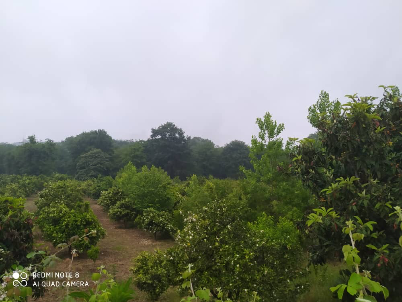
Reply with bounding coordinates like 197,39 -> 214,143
0,175 -> 48,198
0,197 -> 34,275
135,208 -> 177,239
98,186 -> 125,211
99,163 -> 179,236
294,86 -> 402,300
131,198 -> 306,301
82,176 -> 114,200
35,179 -> 84,212
35,180 -> 105,253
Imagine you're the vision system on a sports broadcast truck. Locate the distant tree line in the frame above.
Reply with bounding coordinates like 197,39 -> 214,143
0,122 -> 252,180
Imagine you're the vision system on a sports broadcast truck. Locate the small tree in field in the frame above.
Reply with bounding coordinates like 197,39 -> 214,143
116,164 -> 175,212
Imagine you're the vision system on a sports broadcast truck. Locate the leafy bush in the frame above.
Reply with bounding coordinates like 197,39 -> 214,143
174,199 -> 306,301
131,250 -> 174,301
241,112 -> 314,221
135,208 -> 177,239
114,162 -> 138,197
0,175 -> 48,198
116,164 -> 175,212
0,197 -> 34,275
98,187 -> 125,211
36,202 -> 105,252
35,180 -> 84,212
85,175 -> 115,199
87,245 -> 100,262
108,199 -> 138,226
178,175 -> 243,217
131,198 -> 306,301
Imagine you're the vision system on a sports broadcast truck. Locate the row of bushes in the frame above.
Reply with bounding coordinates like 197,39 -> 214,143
91,162 -> 311,301
97,164 -> 178,238
0,174 -> 48,198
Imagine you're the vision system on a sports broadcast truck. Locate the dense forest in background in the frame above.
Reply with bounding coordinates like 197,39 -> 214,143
0,122 -> 252,180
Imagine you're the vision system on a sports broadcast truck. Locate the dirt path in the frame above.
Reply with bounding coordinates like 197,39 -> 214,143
25,197 -> 178,302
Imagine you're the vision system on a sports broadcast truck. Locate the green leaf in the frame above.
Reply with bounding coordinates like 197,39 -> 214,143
346,285 -> 357,296
91,273 -> 101,281
366,244 -> 377,250
364,221 -> 377,231
26,251 -> 46,258
354,216 -> 363,225
352,233 -> 364,241
354,253 -> 361,265
337,284 -> 347,299
182,270 -> 192,279
26,252 -> 35,259
330,284 -> 342,292
182,281 -> 191,289
382,285 -> 389,299
348,272 -> 362,286
195,289 -> 210,301
345,254 -> 353,266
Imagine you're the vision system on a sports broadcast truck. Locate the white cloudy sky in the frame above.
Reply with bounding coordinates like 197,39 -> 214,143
1,1 -> 401,146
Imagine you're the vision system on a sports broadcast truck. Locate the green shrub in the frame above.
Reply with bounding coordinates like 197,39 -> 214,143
108,199 -> 138,226
87,176 -> 115,199
0,197 -> 34,275
36,202 -> 105,252
35,180 -> 84,212
0,175 -> 48,198
116,164 -> 175,212
174,199 -> 306,301
178,175 -> 243,217
136,208 -> 177,239
87,245 -> 100,262
135,198 -> 307,301
131,250 -> 174,301
98,187 -> 125,211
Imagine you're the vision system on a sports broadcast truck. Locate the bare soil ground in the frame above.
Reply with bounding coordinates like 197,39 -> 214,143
25,196 -> 179,302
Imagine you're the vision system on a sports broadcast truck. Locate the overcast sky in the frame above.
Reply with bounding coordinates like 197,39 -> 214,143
1,1 -> 401,146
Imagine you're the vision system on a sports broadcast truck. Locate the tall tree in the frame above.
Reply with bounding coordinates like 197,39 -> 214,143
66,129 -> 114,161
0,144 -> 16,174
64,129 -> 114,175
75,149 -> 111,180
145,122 -> 191,179
112,140 -> 147,174
188,137 -> 221,177
220,140 -> 252,179
14,136 -> 56,175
